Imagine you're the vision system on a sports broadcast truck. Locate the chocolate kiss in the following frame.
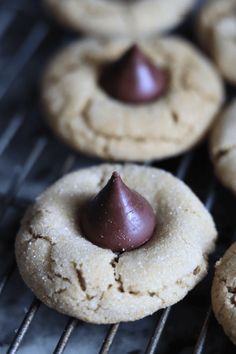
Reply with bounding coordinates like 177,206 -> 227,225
99,44 -> 168,104
81,172 -> 156,252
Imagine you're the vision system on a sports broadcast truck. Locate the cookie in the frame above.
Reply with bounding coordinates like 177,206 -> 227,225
198,0 -> 236,84
210,100 -> 236,195
15,164 -> 217,324
42,37 -> 224,161
212,243 -> 236,345
44,0 -> 195,39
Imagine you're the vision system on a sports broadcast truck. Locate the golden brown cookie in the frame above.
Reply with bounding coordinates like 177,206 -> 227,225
44,0 -> 195,38
15,164 -> 217,324
210,99 -> 236,195
198,0 -> 236,84
212,243 -> 236,345
42,37 -> 224,161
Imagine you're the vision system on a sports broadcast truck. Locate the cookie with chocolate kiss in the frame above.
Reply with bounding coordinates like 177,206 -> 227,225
42,37 -> 224,161
15,164 -> 217,324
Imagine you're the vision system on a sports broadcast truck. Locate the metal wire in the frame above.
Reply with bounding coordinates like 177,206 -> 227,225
145,307 -> 171,354
0,137 -> 48,218
0,10 -> 15,39
191,180 -> 220,354
7,298 -> 41,354
0,260 -> 15,296
53,318 -> 78,354
176,151 -> 194,180
193,308 -> 212,354
0,136 -> 48,297
99,324 -> 120,354
0,114 -> 24,155
0,22 -> 48,99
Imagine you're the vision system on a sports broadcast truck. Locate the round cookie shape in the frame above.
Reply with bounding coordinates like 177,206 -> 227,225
42,37 -> 224,162
44,0 -> 195,39
15,164 -> 217,324
210,99 -> 236,195
198,0 -> 236,85
212,243 -> 236,345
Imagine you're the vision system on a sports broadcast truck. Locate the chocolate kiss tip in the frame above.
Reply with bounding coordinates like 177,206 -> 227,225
127,44 -> 140,54
99,44 -> 168,104
81,172 -> 156,252
111,171 -> 119,179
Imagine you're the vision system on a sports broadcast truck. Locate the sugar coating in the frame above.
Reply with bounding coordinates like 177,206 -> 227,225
212,243 -> 236,345
210,99 -> 236,195
198,0 -> 236,84
15,164 -> 217,324
44,0 -> 194,38
42,37 -> 224,162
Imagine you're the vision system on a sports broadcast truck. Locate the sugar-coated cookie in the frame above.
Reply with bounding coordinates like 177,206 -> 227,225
16,164 -> 217,324
42,37 -> 224,161
198,0 -> 236,84
44,0 -> 195,38
212,243 -> 236,345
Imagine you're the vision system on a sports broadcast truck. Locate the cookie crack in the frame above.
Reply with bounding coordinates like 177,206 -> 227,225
25,228 -> 56,278
171,110 -> 179,124
109,253 -> 205,303
80,97 -> 92,122
110,255 -> 124,293
80,95 -> 194,148
71,261 -> 111,312
72,261 -> 87,292
129,262 -> 204,300
26,226 -> 74,288
214,145 -> 236,162
54,272 -> 72,284
227,286 -> 236,306
55,288 -> 67,295
26,225 -> 56,247
82,110 -> 190,145
214,275 -> 236,308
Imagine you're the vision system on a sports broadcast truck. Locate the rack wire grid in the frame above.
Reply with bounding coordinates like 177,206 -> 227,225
0,0 -> 235,353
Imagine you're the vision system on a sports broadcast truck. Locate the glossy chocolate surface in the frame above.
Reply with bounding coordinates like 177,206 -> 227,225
99,45 -> 168,104
81,171 -> 156,251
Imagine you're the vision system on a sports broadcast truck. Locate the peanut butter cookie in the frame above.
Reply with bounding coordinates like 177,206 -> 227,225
16,164 -> 217,323
45,0 -> 195,38
212,243 -> 236,345
42,37 -> 224,161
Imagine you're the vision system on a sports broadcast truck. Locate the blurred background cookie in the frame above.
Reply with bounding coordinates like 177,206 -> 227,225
44,0 -> 196,38
210,99 -> 236,195
212,242 -> 236,345
198,0 -> 236,84
42,37 -> 224,161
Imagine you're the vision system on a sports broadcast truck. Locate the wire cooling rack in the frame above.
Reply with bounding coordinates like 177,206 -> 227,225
0,0 -> 236,353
